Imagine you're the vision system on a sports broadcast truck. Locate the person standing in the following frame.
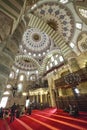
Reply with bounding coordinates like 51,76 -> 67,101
25,96 -> 32,115
72,104 -> 79,117
0,107 -> 3,119
27,101 -> 32,115
10,103 -> 16,123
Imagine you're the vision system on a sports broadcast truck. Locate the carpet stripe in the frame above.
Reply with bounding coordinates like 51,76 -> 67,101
33,113 -> 87,130
25,115 -> 59,130
16,118 -> 33,130
39,111 -> 87,124
4,120 -> 11,130
5,108 -> 87,130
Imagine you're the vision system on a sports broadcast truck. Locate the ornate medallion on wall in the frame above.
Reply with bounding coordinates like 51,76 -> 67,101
77,32 -> 87,52
29,74 -> 37,81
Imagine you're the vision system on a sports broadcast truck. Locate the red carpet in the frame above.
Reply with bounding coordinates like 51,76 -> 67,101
0,108 -> 87,130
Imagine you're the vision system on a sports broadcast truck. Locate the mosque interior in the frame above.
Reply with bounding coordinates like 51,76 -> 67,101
0,0 -> 87,111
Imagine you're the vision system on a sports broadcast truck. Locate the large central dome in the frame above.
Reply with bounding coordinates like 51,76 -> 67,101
32,1 -> 75,43
23,28 -> 50,53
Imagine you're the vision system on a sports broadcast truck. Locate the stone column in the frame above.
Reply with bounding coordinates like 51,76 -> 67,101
48,77 -> 56,107
40,94 -> 43,103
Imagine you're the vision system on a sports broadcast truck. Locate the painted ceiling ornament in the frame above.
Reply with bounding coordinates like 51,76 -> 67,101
47,18 -> 58,31
15,55 -> 40,71
22,28 -> 50,53
31,1 -> 75,43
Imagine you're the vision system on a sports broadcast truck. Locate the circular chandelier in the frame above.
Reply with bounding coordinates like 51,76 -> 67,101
64,73 -> 81,86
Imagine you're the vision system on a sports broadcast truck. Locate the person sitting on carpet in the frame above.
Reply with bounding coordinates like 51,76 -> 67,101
63,105 -> 70,113
68,104 -> 79,117
71,104 -> 79,117
68,104 -> 73,115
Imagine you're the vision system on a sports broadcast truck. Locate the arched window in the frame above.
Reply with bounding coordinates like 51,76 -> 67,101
9,71 -> 15,79
19,75 -> 24,81
18,83 -> 23,92
0,97 -> 8,108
